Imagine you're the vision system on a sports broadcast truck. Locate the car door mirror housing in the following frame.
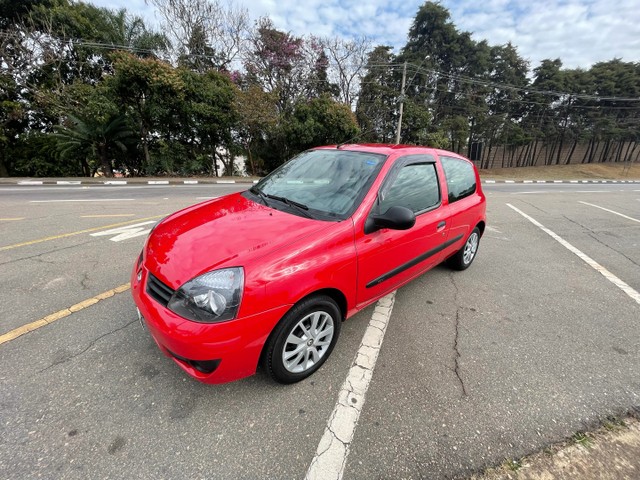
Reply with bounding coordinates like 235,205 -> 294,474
365,206 -> 416,234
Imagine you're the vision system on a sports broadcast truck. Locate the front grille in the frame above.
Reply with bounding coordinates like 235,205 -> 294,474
146,273 -> 175,307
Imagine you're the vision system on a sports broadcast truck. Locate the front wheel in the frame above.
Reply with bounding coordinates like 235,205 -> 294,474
263,295 -> 341,384
447,227 -> 481,271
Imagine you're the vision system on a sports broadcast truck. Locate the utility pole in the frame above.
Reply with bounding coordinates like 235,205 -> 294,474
395,61 -> 407,145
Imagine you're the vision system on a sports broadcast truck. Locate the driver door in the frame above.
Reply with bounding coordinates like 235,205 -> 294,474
354,155 -> 451,307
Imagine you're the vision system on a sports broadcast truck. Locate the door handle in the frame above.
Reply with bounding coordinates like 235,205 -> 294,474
437,221 -> 446,230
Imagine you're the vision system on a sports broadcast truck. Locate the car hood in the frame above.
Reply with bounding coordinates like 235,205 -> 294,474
145,192 -> 332,288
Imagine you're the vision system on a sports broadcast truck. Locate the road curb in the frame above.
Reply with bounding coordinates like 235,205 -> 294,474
483,179 -> 640,184
5,179 -> 258,186
3,178 -> 639,186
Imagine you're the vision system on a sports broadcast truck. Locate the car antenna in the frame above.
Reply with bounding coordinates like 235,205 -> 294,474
336,127 -> 377,149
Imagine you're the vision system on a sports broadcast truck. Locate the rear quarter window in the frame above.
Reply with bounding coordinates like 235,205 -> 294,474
440,156 -> 477,204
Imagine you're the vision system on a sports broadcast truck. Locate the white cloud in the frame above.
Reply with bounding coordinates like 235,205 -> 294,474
88,0 -> 640,69
448,0 -> 640,68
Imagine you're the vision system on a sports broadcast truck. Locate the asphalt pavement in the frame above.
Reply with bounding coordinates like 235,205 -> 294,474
1,181 -> 639,479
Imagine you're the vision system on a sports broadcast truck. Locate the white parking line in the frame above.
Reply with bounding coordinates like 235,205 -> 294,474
507,204 -> 640,305
578,201 -> 640,224
306,292 -> 396,480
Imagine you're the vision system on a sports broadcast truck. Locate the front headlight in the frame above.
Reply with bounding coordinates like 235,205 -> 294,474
167,267 -> 244,323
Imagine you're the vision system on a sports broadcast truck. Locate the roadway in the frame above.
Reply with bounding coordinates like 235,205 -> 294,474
1,182 -> 639,478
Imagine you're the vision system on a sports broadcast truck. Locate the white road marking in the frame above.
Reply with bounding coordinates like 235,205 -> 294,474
81,214 -> 135,218
90,221 -> 157,242
486,226 -> 502,234
507,203 -> 640,306
56,181 -> 81,185
196,196 -> 220,200
306,292 -> 396,480
148,180 -> 169,185
184,180 -> 199,184
104,180 -> 127,185
579,201 -> 640,224
18,181 -> 43,185
30,199 -> 135,203
513,191 -> 558,194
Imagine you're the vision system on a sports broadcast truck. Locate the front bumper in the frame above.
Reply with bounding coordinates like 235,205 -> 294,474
131,265 -> 291,384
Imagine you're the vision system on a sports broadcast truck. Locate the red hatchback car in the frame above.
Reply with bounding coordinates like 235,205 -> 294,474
131,144 -> 486,384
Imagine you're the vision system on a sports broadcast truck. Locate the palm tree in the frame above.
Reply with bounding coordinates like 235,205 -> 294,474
53,114 -> 134,177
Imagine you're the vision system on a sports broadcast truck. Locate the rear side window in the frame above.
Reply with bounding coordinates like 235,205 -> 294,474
440,156 -> 477,203
379,162 -> 440,214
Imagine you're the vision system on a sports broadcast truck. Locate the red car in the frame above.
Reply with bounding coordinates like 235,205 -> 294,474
131,144 -> 486,384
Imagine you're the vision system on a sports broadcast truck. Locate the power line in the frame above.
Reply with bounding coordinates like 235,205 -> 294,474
3,31 -> 640,103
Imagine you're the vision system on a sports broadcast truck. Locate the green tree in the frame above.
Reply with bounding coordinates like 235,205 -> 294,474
355,46 -> 399,143
287,95 -> 359,152
174,69 -> 238,176
52,114 -> 134,176
109,51 -> 183,171
234,85 -> 279,175
0,73 -> 27,176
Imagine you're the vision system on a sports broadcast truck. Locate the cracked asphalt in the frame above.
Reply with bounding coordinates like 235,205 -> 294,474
1,182 -> 639,479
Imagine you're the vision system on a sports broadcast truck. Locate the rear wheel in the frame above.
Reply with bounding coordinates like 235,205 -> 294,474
447,227 -> 481,271
264,295 -> 341,384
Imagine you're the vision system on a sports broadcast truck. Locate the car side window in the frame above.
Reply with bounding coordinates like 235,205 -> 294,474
440,156 -> 477,203
378,162 -> 440,214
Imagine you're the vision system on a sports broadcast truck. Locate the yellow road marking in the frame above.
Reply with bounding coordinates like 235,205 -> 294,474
0,283 -> 131,346
0,215 -> 165,251
0,218 -> 25,221
81,214 -> 136,218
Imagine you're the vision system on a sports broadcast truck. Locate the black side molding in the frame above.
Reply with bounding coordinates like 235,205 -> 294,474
366,234 -> 463,288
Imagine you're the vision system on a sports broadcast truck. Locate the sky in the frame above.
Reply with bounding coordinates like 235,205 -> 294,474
91,0 -> 640,70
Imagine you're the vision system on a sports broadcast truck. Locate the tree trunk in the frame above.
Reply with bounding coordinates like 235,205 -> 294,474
614,141 -> 624,163
565,139 -> 578,165
588,140 -> 599,164
100,145 -> 113,177
555,136 -> 564,165
599,140 -> 610,163
581,138 -> 593,164
546,141 -> 556,166
0,154 -> 9,177
530,139 -> 539,167
623,141 -> 635,162
247,147 -> 256,176
626,142 -> 639,162
140,121 -> 151,172
483,142 -> 493,169
80,157 -> 90,177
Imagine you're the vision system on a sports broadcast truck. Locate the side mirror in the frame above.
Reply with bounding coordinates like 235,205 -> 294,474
365,205 -> 416,234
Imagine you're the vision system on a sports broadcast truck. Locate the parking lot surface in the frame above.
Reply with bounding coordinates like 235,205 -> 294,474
1,182 -> 639,478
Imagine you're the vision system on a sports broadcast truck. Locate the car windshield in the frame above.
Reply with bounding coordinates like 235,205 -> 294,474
248,149 -> 386,220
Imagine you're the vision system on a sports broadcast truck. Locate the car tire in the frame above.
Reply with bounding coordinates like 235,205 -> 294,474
264,295 -> 341,384
447,227 -> 481,271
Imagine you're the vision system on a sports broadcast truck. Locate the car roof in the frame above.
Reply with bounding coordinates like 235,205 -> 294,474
315,143 -> 471,162
315,143 -> 434,155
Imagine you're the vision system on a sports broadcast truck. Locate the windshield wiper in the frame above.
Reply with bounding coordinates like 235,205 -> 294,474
249,186 -> 270,207
264,193 -> 314,219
